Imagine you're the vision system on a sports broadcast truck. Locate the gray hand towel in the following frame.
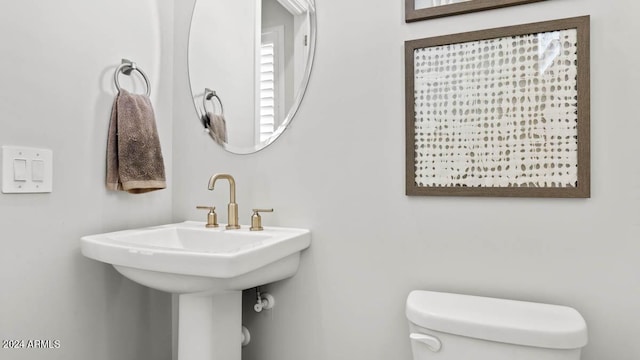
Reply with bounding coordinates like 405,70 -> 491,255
206,111 -> 228,145
106,89 -> 166,193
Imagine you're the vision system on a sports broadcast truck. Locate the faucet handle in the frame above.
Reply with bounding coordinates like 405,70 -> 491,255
250,208 -> 273,231
196,206 -> 219,228
252,208 -> 274,213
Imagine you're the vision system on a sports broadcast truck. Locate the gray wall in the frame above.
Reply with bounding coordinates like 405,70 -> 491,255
0,1 -> 173,359
2,0 -> 640,360
173,1 -> 640,360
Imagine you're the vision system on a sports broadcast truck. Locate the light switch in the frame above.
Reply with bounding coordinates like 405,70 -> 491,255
13,159 -> 27,181
32,160 -> 44,182
2,146 -> 52,193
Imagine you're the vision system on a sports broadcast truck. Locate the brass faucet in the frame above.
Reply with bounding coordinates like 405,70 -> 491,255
208,173 -> 240,229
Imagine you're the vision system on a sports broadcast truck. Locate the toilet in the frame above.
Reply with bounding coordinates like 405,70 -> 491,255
406,291 -> 588,360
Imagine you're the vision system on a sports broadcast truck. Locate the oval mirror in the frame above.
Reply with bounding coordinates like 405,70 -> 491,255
188,0 -> 316,154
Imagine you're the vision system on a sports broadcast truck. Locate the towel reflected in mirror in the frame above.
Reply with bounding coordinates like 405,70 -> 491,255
205,112 -> 228,145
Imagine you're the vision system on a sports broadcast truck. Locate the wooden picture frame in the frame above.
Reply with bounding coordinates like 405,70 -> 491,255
406,0 -> 548,22
405,16 -> 590,197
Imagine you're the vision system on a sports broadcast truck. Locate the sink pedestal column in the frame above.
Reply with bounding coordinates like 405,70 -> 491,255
178,291 -> 242,360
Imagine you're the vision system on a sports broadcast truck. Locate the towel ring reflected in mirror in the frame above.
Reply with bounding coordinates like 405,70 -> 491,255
114,58 -> 151,97
188,0 -> 317,154
200,88 -> 225,134
203,88 -> 224,116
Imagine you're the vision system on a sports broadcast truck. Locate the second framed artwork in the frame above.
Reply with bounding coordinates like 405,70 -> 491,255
406,0 -> 548,22
405,16 -> 590,197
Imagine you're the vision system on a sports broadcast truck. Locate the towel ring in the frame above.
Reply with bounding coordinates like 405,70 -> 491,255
114,59 -> 151,97
203,88 -> 224,116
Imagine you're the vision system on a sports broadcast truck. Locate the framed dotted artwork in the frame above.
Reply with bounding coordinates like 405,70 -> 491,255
405,0 -> 548,22
405,16 -> 590,197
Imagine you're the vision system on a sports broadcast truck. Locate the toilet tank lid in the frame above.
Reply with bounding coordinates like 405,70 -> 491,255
406,291 -> 588,349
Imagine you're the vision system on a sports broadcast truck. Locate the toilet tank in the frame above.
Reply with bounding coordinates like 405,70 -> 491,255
406,291 -> 588,360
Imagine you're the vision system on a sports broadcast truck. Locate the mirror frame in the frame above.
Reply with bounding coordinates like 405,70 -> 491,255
187,0 -> 317,154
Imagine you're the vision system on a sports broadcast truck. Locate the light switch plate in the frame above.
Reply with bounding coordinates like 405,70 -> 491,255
2,146 -> 53,193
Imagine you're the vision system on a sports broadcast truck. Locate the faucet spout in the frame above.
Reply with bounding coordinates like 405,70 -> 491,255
207,173 -> 240,229
208,173 -> 236,203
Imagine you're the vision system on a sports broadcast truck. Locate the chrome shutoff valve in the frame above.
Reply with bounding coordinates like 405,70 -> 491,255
254,288 -> 275,313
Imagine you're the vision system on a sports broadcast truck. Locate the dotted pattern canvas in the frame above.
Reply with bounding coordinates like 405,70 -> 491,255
413,29 -> 579,188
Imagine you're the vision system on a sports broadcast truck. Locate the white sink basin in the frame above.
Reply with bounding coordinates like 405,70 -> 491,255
82,221 -> 311,360
81,221 -> 311,294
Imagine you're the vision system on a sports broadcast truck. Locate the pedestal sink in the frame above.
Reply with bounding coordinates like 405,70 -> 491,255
81,221 -> 311,360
